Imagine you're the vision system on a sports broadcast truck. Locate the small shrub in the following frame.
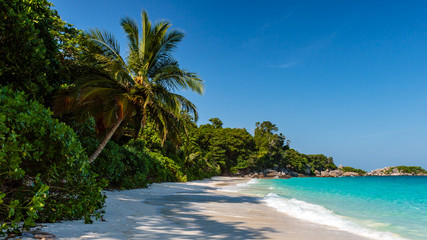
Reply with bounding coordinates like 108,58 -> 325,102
127,141 -> 187,183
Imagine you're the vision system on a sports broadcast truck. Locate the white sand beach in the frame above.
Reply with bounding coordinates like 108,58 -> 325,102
40,177 -> 370,240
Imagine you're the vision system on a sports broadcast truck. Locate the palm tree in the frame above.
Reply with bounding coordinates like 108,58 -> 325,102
56,10 -> 204,163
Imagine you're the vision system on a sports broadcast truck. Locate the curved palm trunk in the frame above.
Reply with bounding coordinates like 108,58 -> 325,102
89,117 -> 125,164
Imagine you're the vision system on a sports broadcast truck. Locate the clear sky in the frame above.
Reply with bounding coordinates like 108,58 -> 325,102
51,0 -> 427,170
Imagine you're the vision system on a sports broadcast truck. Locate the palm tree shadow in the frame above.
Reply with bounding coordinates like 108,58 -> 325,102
136,186 -> 278,239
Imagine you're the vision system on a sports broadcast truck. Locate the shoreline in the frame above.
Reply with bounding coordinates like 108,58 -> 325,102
35,177 -> 372,240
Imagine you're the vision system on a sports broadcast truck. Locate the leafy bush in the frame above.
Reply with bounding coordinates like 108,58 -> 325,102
70,119 -> 150,189
93,142 -> 150,189
184,156 -> 221,181
0,87 -> 106,235
72,119 -> 189,188
342,166 -> 367,175
145,151 -> 187,182
127,140 -> 187,183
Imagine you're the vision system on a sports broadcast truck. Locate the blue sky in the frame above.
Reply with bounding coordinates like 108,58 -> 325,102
52,0 -> 427,170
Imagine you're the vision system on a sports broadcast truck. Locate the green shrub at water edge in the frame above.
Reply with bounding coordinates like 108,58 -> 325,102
0,87 -> 106,235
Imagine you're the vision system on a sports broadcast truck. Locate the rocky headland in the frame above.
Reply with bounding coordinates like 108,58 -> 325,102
244,165 -> 427,178
365,166 -> 427,176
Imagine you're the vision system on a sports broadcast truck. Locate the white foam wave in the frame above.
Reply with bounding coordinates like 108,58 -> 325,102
220,179 -> 259,192
262,193 -> 408,240
240,178 -> 260,186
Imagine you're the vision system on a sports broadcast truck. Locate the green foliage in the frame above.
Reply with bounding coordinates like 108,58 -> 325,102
176,118 -> 337,176
136,122 -> 164,153
195,122 -> 256,174
209,118 -> 223,129
144,150 -> 187,182
177,116 -> 221,180
253,121 -> 289,169
342,166 -> 367,175
0,0 -> 83,103
395,166 -> 427,174
284,149 -> 309,173
283,149 -> 336,175
72,118 -> 188,188
384,166 -> 427,174
54,10 -> 204,164
184,156 -> 221,181
73,119 -> 149,189
0,87 -> 105,235
93,141 -> 150,189
305,154 -> 336,172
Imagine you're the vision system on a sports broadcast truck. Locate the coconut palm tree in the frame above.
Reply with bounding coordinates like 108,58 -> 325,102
57,10 -> 204,163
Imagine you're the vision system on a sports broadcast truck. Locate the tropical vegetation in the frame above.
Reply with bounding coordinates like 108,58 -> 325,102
54,10 -> 203,164
0,0 -> 383,237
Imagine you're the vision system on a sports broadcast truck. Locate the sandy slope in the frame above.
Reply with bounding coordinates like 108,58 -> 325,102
40,177 -> 369,240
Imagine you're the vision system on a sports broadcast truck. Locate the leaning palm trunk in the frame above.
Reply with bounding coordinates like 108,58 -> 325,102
89,117 -> 125,163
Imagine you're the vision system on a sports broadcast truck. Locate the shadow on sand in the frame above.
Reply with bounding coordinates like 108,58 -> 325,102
130,183 -> 277,239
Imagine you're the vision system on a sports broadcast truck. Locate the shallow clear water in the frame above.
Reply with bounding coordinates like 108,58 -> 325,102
227,176 -> 427,240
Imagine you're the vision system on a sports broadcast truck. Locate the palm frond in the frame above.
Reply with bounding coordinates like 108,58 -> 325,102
152,66 -> 204,94
86,28 -> 121,59
120,16 -> 140,54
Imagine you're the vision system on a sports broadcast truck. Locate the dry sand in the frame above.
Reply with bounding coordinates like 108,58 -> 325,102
40,177 -> 370,240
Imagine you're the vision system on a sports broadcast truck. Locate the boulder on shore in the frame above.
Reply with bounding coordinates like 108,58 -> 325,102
319,169 -> 343,177
342,172 -> 360,177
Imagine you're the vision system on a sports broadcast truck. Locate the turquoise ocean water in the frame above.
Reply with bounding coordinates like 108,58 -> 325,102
225,176 -> 427,240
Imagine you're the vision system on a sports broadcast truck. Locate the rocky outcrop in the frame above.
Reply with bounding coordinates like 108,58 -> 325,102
244,166 -> 427,178
246,169 -> 297,178
366,167 -> 427,176
317,169 -> 344,177
315,169 -> 361,177
247,168 -> 361,178
342,171 -> 360,177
